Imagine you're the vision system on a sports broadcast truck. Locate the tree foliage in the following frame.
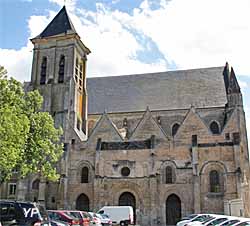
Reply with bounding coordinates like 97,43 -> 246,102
0,66 -> 63,182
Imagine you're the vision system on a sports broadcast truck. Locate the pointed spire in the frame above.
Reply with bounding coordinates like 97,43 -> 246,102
223,62 -> 230,93
228,67 -> 241,94
35,6 -> 77,39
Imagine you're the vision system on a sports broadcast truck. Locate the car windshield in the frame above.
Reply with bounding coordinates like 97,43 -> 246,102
62,212 -> 79,220
192,215 -> 211,222
65,211 -> 81,219
206,218 -> 228,225
84,212 -> 93,220
237,222 -> 250,226
221,220 -> 240,226
182,214 -> 198,220
202,217 -> 216,224
101,214 -> 110,219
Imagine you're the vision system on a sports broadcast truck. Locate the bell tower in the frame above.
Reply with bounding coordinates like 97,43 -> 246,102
30,6 -> 91,142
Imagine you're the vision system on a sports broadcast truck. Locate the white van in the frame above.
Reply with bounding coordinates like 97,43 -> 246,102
98,206 -> 134,226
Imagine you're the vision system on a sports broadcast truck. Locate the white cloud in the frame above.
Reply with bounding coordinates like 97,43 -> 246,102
126,0 -> 250,76
28,13 -> 55,38
0,47 -> 32,82
0,12 -> 56,82
3,0 -> 250,79
112,0 -> 121,4
72,0 -> 250,77
49,0 -> 77,12
70,5 -> 167,77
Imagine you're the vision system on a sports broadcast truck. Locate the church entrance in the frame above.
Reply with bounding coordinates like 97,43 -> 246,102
165,194 -> 181,225
118,192 -> 136,224
76,193 -> 89,211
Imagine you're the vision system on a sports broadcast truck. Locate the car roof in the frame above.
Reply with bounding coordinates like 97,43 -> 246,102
0,200 -> 35,205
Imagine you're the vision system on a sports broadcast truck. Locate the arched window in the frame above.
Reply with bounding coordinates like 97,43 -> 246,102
210,121 -> 220,134
210,170 -> 220,192
58,55 -> 65,83
40,57 -> 47,84
32,179 -> 40,190
166,166 -> 173,184
81,167 -> 89,183
172,123 -> 180,136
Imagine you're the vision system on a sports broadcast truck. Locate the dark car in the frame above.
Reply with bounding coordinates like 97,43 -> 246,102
0,200 -> 51,226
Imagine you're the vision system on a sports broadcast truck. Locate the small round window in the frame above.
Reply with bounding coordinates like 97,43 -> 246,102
121,167 -> 130,177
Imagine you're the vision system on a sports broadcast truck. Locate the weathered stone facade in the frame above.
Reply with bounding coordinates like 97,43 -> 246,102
1,6 -> 250,226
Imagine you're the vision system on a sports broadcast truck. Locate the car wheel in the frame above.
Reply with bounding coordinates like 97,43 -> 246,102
120,221 -> 125,226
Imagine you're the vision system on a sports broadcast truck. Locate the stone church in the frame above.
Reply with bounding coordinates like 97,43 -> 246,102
1,6 -> 250,226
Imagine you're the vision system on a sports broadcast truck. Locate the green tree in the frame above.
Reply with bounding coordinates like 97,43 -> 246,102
0,66 -> 63,182
0,66 -> 29,181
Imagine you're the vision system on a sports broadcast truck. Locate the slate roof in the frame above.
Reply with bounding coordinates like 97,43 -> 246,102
36,6 -> 76,38
87,66 -> 228,114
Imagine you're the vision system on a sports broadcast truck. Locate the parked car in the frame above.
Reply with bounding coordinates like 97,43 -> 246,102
220,219 -> 242,226
81,212 -> 95,226
98,206 -> 134,226
61,211 -> 90,226
177,214 -> 211,226
81,212 -> 92,226
184,214 -> 215,226
178,214 -> 199,222
0,199 -> 51,226
88,212 -> 102,226
48,211 -> 80,226
235,221 -> 250,226
205,215 -> 244,226
185,215 -> 250,226
96,213 -> 112,226
221,218 -> 250,226
189,215 -> 237,226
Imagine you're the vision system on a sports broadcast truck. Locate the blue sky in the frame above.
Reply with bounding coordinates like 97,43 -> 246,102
0,0 -> 146,49
0,0 -> 250,144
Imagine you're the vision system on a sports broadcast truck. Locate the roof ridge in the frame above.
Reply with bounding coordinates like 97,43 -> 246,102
87,66 -> 225,79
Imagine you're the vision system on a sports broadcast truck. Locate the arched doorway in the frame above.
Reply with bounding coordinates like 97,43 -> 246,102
76,193 -> 89,211
165,194 -> 181,225
119,192 -> 136,224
